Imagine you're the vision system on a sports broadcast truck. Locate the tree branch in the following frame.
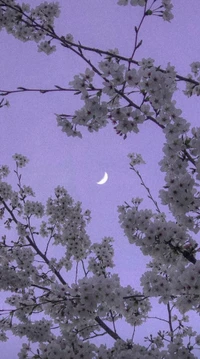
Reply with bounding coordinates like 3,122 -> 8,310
94,316 -> 122,341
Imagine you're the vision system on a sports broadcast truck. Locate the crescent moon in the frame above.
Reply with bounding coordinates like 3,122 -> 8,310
97,172 -> 108,185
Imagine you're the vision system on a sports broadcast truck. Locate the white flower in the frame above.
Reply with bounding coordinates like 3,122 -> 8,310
128,153 -> 145,166
125,69 -> 141,86
38,41 -> 56,55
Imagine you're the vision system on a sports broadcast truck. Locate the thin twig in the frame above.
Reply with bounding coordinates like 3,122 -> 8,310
0,86 -> 100,96
130,166 -> 161,213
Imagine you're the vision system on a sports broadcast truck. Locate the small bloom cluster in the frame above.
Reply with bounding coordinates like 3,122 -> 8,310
10,191 -> 19,209
0,259 -> 30,291
6,292 -> 38,322
69,68 -> 95,92
190,62 -> 200,76
184,77 -> 200,97
62,230 -> 91,262
0,181 -> 12,201
39,278 -> 150,346
168,261 -> 200,313
121,286 -> 151,326
16,222 -> 29,237
46,186 -> 91,261
11,246 -> 34,270
11,184 -> 36,215
159,124 -> 200,230
183,62 -> 200,97
74,274 -> 148,325
117,0 -> 174,22
46,187 -> 73,223
39,220 -> 49,237
38,40 -> 56,55
59,58 -> 179,139
19,185 -> 35,199
141,270 -> 172,303
0,244 -> 36,296
73,97 -> 108,134
128,152 -> 145,166
139,63 -> 176,112
111,107 -> 145,138
167,337 -> 196,359
0,1 -> 60,53
98,339 -> 166,359
161,0 -> 174,22
12,153 -> 29,168
24,199 -> 44,217
58,68 -> 109,136
12,319 -> 52,343
0,165 -> 9,180
31,1 -> 60,25
118,201 -> 197,265
38,335 -> 96,359
17,343 -> 30,359
88,237 -> 115,275
56,114 -> 82,137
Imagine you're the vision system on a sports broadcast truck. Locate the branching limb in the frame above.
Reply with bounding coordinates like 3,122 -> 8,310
130,166 -> 162,213
0,86 -> 100,96
94,316 -> 122,341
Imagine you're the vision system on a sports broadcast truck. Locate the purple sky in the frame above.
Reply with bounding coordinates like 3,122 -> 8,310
1,1 -> 200,357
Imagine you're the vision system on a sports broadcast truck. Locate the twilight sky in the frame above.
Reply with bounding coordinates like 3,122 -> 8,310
1,1 -> 200,357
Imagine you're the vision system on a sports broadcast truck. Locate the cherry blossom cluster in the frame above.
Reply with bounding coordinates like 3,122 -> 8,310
0,0 -> 60,53
12,318 -> 52,343
0,1 -> 177,138
95,337 -> 198,359
140,260 -> 200,314
57,59 -> 179,141
88,237 -> 115,275
158,119 -> 200,231
1,0 -> 200,358
44,186 -> 92,264
118,198 -> 198,265
12,153 -> 29,167
0,158 -> 148,356
42,273 -> 150,327
117,0 -> 174,22
183,62 -> 200,97
0,155 -> 200,358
